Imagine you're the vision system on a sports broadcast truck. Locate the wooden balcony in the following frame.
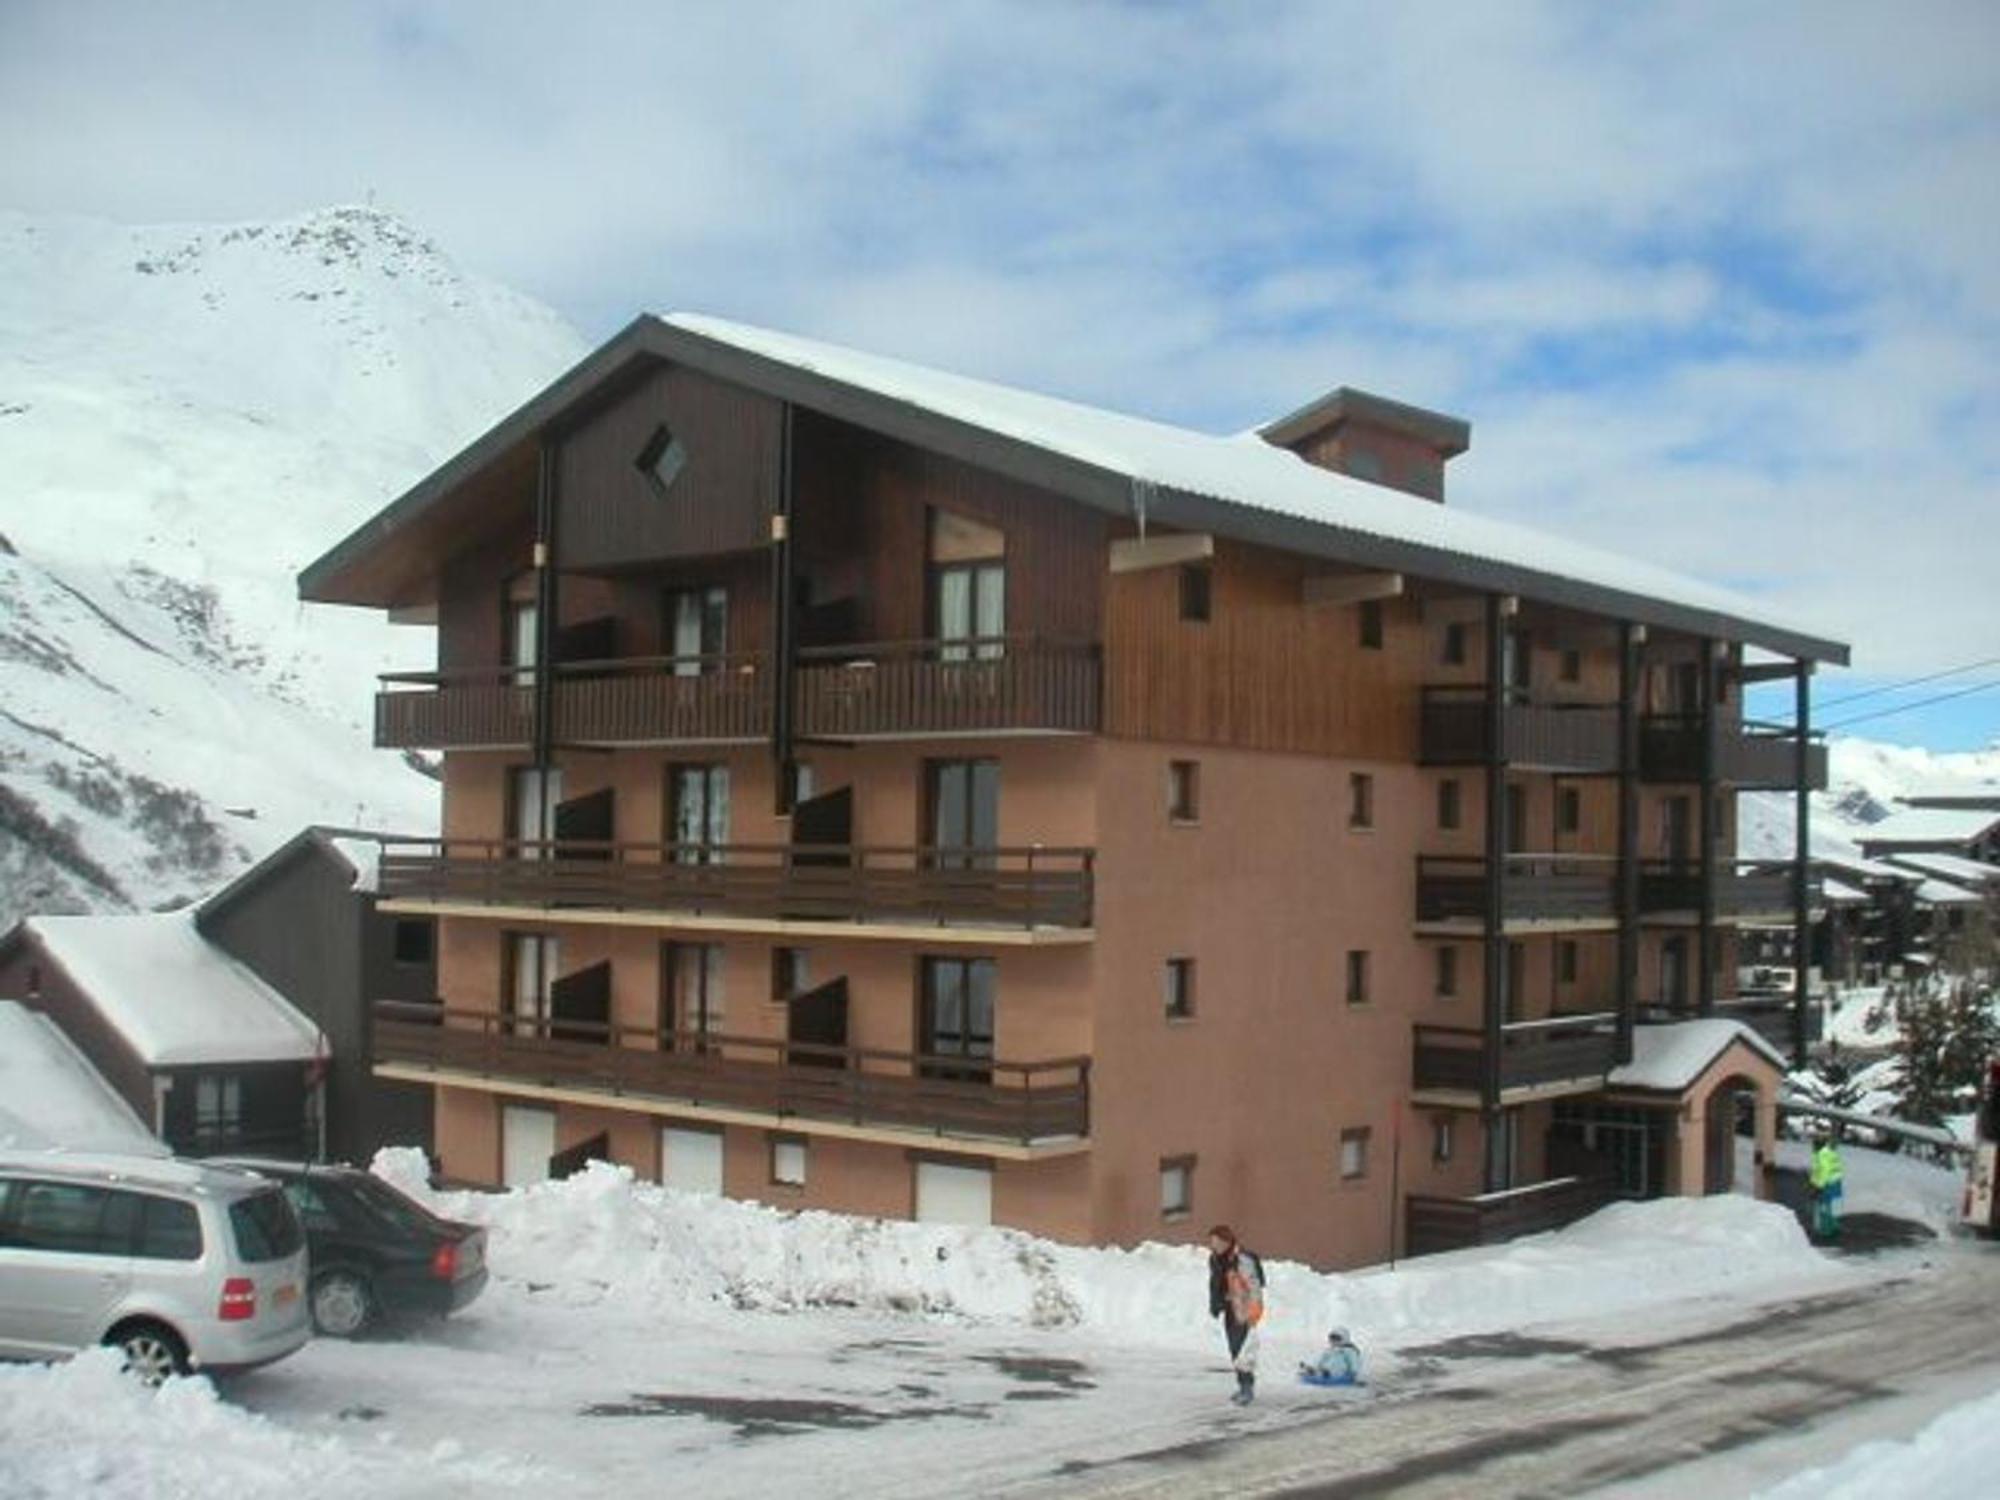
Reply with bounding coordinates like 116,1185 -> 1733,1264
373,638 -> 1100,750
1419,686 -> 1620,772
1416,854 -> 1620,927
1405,1175 -> 1617,1257
1413,1013 -> 1619,1098
1640,715 -> 1828,789
376,839 -> 1095,934
373,1002 -> 1089,1148
1638,860 -> 1811,919
1637,993 -> 1823,1051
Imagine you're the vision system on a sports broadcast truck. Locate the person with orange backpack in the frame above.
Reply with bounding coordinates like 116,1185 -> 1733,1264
1206,1224 -> 1266,1405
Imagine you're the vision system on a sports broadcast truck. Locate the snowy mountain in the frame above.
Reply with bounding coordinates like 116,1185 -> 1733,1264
0,206 -> 587,924
1742,738 -> 2000,865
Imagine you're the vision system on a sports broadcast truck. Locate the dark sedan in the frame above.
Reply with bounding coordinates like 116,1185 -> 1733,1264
216,1161 -> 487,1338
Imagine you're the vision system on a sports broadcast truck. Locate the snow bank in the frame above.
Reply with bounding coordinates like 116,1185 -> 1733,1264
1751,1381 -> 2000,1500
0,1349 -> 531,1499
373,1148 -> 1852,1358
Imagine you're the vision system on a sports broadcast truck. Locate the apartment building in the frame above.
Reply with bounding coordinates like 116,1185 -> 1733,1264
299,315 -> 1845,1268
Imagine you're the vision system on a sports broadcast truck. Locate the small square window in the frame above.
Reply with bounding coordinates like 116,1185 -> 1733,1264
1349,772 -> 1374,830
1339,1127 -> 1371,1181
1346,950 -> 1371,1007
1436,945 -> 1459,998
1443,622 -> 1467,666
1359,600 -> 1384,650
635,424 -> 688,497
1437,778 -> 1461,831
1160,1156 -> 1194,1218
1164,958 -> 1196,1020
1432,1117 -> 1454,1164
1560,649 -> 1582,683
393,919 -> 433,966
772,947 -> 810,1003
1178,563 -> 1212,623
1168,760 -> 1200,823
1559,940 -> 1579,985
1559,786 -> 1581,835
770,1136 -> 807,1188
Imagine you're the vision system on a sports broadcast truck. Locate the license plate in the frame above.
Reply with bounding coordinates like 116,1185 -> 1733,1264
274,1283 -> 299,1307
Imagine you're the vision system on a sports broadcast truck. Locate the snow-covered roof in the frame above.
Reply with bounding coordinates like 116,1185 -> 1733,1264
22,911 -> 323,1067
1859,806 -> 2000,848
1816,852 -> 1918,884
1608,1019 -> 1785,1092
1881,851 -> 2000,889
323,833 -> 382,894
1913,879 -> 1985,908
1820,874 -> 1873,905
0,1002 -> 163,1154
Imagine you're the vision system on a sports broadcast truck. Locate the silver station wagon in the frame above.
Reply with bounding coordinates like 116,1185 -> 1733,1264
0,1149 -> 311,1382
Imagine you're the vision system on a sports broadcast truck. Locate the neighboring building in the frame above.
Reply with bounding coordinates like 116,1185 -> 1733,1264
192,827 -> 437,1165
1857,804 -> 2000,865
0,911 -> 322,1157
297,313 -> 1845,1267
0,1000 -> 162,1155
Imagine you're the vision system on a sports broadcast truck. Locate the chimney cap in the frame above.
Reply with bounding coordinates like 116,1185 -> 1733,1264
1257,385 -> 1470,458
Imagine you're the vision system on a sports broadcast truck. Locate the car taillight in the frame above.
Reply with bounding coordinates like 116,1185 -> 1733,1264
219,1277 -> 257,1321
431,1241 -> 458,1280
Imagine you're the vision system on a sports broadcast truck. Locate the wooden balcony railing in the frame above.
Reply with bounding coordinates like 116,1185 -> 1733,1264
376,839 -> 1095,930
795,637 -> 1100,738
1419,686 -> 1620,772
373,1001 -> 1090,1145
1640,715 -> 1828,789
1405,1174 -> 1617,1257
1412,1013 -> 1619,1095
1416,854 -> 1620,925
374,638 -> 1101,750
1637,993 -> 1823,1050
1638,860 -> 1811,917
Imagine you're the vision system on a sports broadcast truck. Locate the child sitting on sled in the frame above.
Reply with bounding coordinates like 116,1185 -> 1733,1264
1299,1327 -> 1365,1387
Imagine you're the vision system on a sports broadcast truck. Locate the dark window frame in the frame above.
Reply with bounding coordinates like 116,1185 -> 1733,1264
1438,778 -> 1462,830
1164,957 -> 1196,1020
1346,949 -> 1371,1007
1167,760 -> 1200,823
635,423 -> 688,498
1349,772 -> 1375,830
1159,1154 -> 1196,1219
1359,599 -> 1384,650
1178,562 -> 1212,623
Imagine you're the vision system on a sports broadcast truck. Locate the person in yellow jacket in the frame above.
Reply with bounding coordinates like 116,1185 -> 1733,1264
1808,1132 -> 1845,1240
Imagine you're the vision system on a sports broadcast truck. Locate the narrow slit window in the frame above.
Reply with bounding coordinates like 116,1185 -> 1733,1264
1179,562 -> 1212,623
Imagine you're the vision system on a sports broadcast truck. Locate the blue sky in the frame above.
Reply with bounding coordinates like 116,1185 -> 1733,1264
4,1 -> 1996,748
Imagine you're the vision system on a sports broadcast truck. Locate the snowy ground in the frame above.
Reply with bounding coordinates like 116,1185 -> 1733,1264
0,1143 -> 1992,1499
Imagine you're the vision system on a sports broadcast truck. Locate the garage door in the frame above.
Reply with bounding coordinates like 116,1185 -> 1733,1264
661,1127 -> 725,1196
501,1106 -> 555,1187
914,1161 -> 992,1226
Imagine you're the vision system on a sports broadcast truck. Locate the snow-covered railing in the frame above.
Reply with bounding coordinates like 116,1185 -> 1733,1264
1777,1094 -> 1971,1159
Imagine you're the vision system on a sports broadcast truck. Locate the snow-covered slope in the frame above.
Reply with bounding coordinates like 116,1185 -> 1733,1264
1742,738 -> 2000,866
0,207 -> 587,923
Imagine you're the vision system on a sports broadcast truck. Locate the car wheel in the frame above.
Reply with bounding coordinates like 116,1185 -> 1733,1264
110,1321 -> 188,1386
311,1270 -> 375,1338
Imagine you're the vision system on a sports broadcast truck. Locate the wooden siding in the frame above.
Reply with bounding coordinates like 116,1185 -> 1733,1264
557,363 -> 784,571
1103,535 -> 1419,759
1405,1175 -> 1616,1257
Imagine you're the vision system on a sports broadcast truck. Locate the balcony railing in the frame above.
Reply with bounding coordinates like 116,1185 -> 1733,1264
377,839 -> 1096,930
374,637 -> 1100,750
1637,992 -> 1823,1050
1405,1174 -> 1617,1257
1640,715 -> 1828,789
1419,686 -> 1620,772
373,1001 -> 1090,1145
1412,1012 -> 1619,1095
1416,854 -> 1620,925
1638,860 -> 1810,917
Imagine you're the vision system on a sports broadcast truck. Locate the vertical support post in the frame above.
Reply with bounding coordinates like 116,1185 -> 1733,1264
1792,660 -> 1813,1068
1481,593 -> 1508,1191
1697,638 -> 1718,1015
1616,622 -> 1640,1065
532,437 -> 559,835
771,404 -> 798,815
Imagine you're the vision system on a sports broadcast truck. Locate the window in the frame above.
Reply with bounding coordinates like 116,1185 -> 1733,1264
1345,950 -> 1371,1007
770,1136 -> 807,1189
635,424 -> 688,497
228,1189 -> 304,1262
504,573 -> 538,687
1432,1117 -> 1454,1165
920,956 -> 996,1080
1359,599 -> 1384,650
1348,772 -> 1374,830
134,1194 -> 203,1261
927,759 -> 999,865
393,919 -> 433,966
507,932 -> 560,1035
195,1073 -> 242,1144
1436,945 -> 1459,998
665,585 -> 727,674
930,509 -> 1005,661
669,763 -> 730,863
508,765 -> 562,856
1164,958 -> 1196,1020
1160,1156 -> 1194,1219
1559,940 -> 1579,985
1168,760 -> 1199,823
787,760 -> 816,808
1339,1127 -> 1371,1181
1438,778 -> 1462,830
1442,621 -> 1467,666
1560,648 -> 1582,683
10,1181 -> 115,1255
667,942 -> 726,1047
772,947 -> 811,1004
1559,786 -> 1581,836
1178,563 -> 1212,623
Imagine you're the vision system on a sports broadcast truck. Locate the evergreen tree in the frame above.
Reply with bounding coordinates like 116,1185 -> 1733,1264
1894,986 -> 1953,1125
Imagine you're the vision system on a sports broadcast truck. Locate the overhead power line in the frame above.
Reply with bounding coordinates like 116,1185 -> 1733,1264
1816,677 -> 2000,733
1812,655 -> 2000,713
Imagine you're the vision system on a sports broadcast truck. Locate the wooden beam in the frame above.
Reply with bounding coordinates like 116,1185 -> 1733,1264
1421,592 -> 1515,623
1740,660 -> 1809,684
1301,571 -> 1404,608
1109,532 -> 1213,574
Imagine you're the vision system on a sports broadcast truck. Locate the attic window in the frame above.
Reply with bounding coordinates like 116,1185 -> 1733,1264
635,425 -> 688,497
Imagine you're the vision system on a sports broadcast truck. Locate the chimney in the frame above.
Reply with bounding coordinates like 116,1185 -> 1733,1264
1257,387 -> 1470,502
